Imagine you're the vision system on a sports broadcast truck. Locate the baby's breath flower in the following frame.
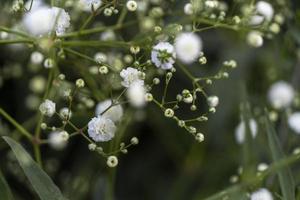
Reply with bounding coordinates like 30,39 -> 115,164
48,131 -> 68,150
88,143 -> 97,151
79,0 -> 102,12
44,58 -> 54,68
130,46 -> 140,54
175,32 -> 202,64
95,99 -> 123,122
164,108 -> 174,118
250,188 -> 273,200
107,156 -> 118,167
30,51 -> 44,65
183,93 -> 193,104
99,66 -> 109,74
23,7 -> 70,36
235,119 -> 257,144
151,42 -> 176,70
131,137 -> 139,145
207,96 -> 219,107
195,133 -> 204,142
288,112 -> 300,134
120,67 -> 144,87
39,99 -> 56,117
184,3 -> 193,15
76,78 -> 85,88
145,93 -> 153,102
88,116 -> 117,142
59,107 -> 72,119
268,81 -> 294,109
40,123 -> 47,130
127,83 -> 146,108
126,0 -> 138,12
247,31 -> 263,48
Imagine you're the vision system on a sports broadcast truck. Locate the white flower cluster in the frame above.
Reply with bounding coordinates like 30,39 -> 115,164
23,4 -> 70,36
39,99 -> 56,117
151,32 -> 203,68
88,116 -> 117,142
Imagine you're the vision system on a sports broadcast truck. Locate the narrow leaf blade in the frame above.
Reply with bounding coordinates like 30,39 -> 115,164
2,136 -> 65,200
0,169 -> 14,200
265,115 -> 295,200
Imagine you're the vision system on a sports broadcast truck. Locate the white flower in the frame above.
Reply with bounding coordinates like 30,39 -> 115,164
23,6 -> 70,36
184,3 -> 193,15
235,119 -> 258,144
151,42 -> 176,70
207,96 -> 219,107
120,67 -> 144,87
126,83 -> 146,108
174,32 -> 202,64
95,99 -> 123,122
126,0 -> 138,12
30,51 -> 44,64
288,112 -> 300,134
88,116 -> 116,142
48,131 -> 69,150
39,99 -> 56,117
79,0 -> 102,12
247,31 -> 263,47
250,1 -> 274,25
256,1 -> 274,21
250,188 -> 273,200
268,81 -> 294,109
59,107 -> 72,119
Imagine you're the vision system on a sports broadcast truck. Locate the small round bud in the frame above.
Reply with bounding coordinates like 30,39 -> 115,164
206,79 -> 212,85
176,94 -> 183,101
60,131 -> 69,141
154,26 -> 162,33
199,56 -> 207,64
209,107 -> 216,113
153,78 -> 160,85
195,133 -> 204,142
190,105 -> 197,111
183,94 -> 193,104
130,46 -> 140,54
188,126 -> 197,134
131,137 -> 139,145
40,123 -> 47,130
76,79 -> 85,88
145,93 -> 153,102
99,66 -> 109,74
178,120 -> 185,127
104,8 -> 113,16
164,108 -> 174,118
107,156 -> 118,168
58,74 -> 65,80
88,143 -> 97,151
197,116 -> 208,121
44,58 -> 54,68
207,96 -> 219,107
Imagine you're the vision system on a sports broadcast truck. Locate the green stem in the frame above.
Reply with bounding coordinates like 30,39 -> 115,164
0,39 -> 34,45
0,108 -> 33,141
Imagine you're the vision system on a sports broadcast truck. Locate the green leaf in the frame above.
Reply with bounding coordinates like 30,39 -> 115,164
0,169 -> 14,200
2,136 -> 66,200
264,114 -> 295,200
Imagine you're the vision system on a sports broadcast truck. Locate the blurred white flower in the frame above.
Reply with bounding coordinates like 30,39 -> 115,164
184,3 -> 193,15
256,1 -> 274,21
23,6 -> 70,36
288,112 -> 300,134
268,81 -> 294,109
48,131 -> 69,150
250,188 -> 273,200
95,99 -> 123,122
175,32 -> 202,64
247,31 -> 263,47
151,42 -> 176,70
39,99 -> 56,117
235,119 -> 257,144
207,96 -> 219,107
30,51 -> 44,65
59,107 -> 72,119
126,83 -> 146,108
79,0 -> 102,12
250,1 -> 274,25
88,116 -> 116,142
120,67 -> 144,87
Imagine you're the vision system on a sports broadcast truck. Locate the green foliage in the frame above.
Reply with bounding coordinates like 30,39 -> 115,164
2,136 -> 65,200
0,169 -> 14,200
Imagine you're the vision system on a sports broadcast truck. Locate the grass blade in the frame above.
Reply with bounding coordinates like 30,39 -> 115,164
0,169 -> 14,200
2,136 -> 66,200
264,113 -> 295,200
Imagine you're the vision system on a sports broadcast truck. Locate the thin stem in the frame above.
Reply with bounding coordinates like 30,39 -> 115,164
0,108 -> 33,140
0,39 -> 34,45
